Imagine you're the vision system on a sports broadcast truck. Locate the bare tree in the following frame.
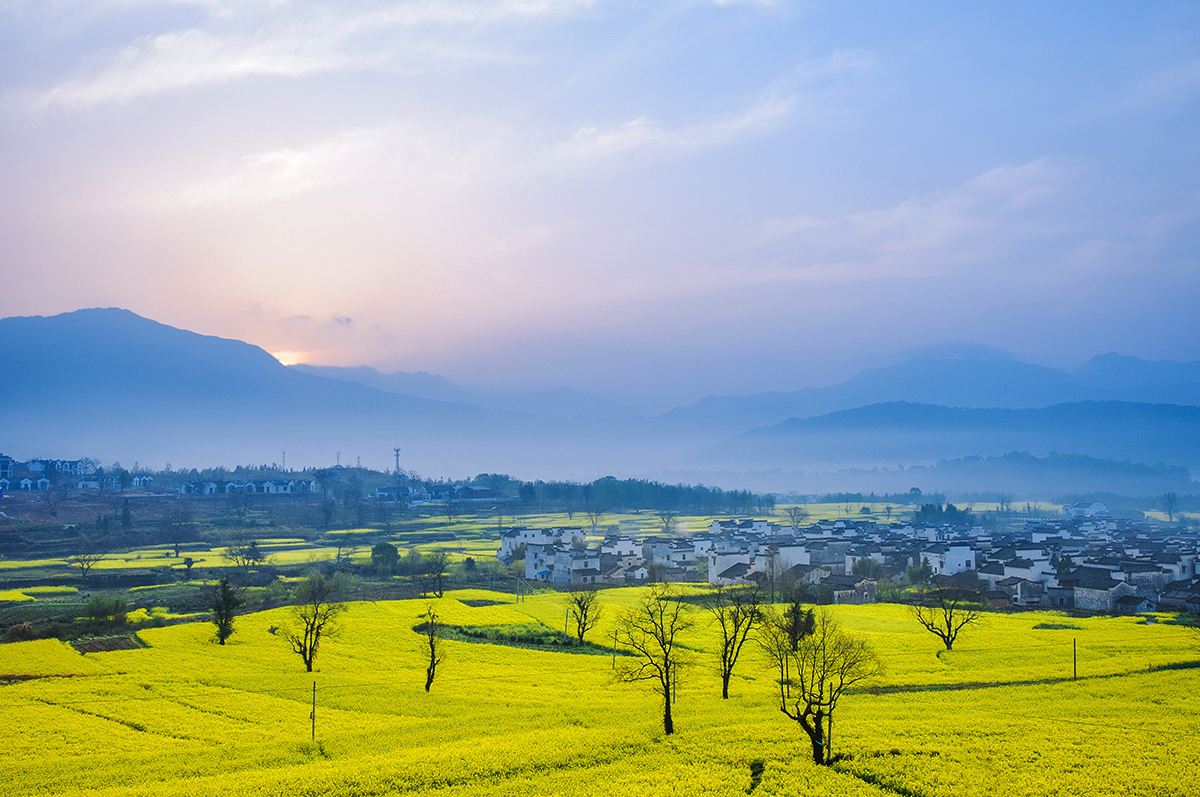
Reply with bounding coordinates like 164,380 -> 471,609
227,491 -> 252,526
586,507 -> 605,532
332,537 -> 356,567
779,588 -> 815,651
425,551 -> 450,598
761,547 -> 783,602
283,572 -> 347,672
705,584 -> 762,699
376,497 -> 398,534
785,505 -> 808,530
615,584 -> 693,735
569,590 -> 602,643
1162,492 -> 1179,523
422,605 -> 446,692
761,607 -> 882,765
44,470 -> 68,518
209,577 -> 242,645
313,468 -> 339,501
68,535 -> 107,579
161,500 -> 196,557
657,510 -> 678,535
223,537 -> 270,572
911,585 -> 981,651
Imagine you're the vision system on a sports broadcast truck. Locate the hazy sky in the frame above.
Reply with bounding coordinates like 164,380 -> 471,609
2,1 -> 1198,409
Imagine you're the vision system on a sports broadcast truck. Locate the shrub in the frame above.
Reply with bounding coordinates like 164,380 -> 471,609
4,623 -> 35,643
86,596 -> 128,625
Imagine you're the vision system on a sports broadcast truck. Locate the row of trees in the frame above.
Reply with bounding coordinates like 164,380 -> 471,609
611,583 -> 984,762
613,584 -> 882,765
208,571 -> 449,691
205,576 -> 984,764
519,477 -> 776,516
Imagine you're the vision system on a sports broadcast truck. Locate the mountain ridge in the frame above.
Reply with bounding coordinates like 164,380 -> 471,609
2,308 -> 1198,494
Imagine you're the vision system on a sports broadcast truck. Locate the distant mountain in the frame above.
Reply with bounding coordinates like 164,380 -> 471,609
660,355 -> 1200,433
0,309 -> 538,474
292,364 -> 639,420
291,364 -> 471,404
695,401 -> 1200,472
658,451 -> 1197,497
1073,352 -> 1200,396
3,308 -> 1198,494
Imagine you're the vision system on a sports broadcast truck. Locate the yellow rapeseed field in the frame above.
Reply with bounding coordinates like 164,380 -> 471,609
1,587 -> 1196,796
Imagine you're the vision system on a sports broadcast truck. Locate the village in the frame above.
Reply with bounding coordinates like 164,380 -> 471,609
4,450 -> 1199,617
497,510 -> 1200,616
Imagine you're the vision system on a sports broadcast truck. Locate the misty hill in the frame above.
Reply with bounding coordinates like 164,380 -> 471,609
661,355 -> 1200,434
3,308 -> 1198,494
1073,352 -> 1200,400
292,364 -> 639,420
696,401 -> 1200,473
0,309 -> 542,474
291,365 -> 471,404
659,451 -> 1197,497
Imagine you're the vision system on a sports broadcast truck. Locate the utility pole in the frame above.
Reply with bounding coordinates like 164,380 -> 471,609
336,451 -> 341,467
612,630 -> 617,669
1073,638 -> 1077,680
310,681 -> 316,741
282,451 -> 286,472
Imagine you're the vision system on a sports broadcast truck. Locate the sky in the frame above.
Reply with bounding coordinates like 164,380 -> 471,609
2,0 -> 1199,411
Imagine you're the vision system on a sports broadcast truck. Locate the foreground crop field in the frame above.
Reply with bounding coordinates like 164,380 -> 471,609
1,589 -> 1197,797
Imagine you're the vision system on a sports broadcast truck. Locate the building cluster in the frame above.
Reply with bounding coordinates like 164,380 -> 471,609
177,479 -> 317,495
376,483 -> 502,504
495,513 -> 1200,615
0,454 -> 128,492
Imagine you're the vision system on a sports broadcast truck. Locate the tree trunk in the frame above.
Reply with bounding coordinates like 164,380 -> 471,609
721,671 -> 730,699
799,710 -> 825,765
662,691 -> 673,735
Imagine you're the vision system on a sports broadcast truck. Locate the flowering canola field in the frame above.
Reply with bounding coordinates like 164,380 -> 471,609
1,588 -> 1196,797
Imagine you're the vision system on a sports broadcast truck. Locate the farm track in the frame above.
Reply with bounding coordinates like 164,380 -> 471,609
852,658 -> 1200,695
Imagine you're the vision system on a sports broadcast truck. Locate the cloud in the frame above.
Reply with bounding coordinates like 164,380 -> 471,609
550,50 -> 870,166
758,159 -> 1066,279
173,126 -> 405,206
30,0 -> 601,110
554,90 -> 794,164
1119,57 -> 1200,109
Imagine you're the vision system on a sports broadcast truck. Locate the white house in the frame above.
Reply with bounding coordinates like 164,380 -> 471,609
923,544 -> 976,575
1062,501 -> 1107,518
499,527 -> 586,560
601,535 -> 639,557
708,550 -> 752,584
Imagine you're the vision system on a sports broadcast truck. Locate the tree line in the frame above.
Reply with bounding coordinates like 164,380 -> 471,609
521,476 -> 776,515
203,575 -> 998,765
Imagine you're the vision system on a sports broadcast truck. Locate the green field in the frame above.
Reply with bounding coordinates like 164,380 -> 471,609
1,587 -> 1195,797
